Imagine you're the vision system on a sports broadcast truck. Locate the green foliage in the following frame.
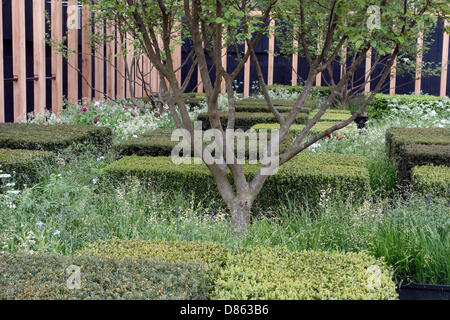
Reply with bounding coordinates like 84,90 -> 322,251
115,129 -> 176,157
251,121 -> 357,135
211,246 -> 397,300
411,165 -> 449,198
367,94 -> 450,119
309,110 -> 352,122
78,239 -> 397,300
0,124 -> 112,152
197,111 -> 308,130
78,238 -> 230,283
265,85 -> 330,97
0,253 -> 209,299
235,105 -> 311,113
103,153 -> 370,210
0,149 -> 55,188
386,127 -> 450,183
115,128 -> 293,158
0,147 -> 447,285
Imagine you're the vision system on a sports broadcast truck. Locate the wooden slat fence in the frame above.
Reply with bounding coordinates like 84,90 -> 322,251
0,1 -> 448,122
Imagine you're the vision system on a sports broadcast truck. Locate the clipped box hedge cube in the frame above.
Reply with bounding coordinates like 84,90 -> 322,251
411,165 -> 449,198
103,153 -> 369,210
197,111 -> 309,130
0,253 -> 209,300
0,148 -> 55,187
251,121 -> 357,136
79,239 -> 397,300
386,127 -> 450,182
0,123 -> 112,151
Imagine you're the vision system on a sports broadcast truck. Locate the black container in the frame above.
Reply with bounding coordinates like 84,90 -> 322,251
398,283 -> 450,300
351,111 -> 368,129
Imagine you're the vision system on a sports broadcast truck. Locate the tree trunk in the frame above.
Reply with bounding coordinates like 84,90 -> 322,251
230,198 -> 252,237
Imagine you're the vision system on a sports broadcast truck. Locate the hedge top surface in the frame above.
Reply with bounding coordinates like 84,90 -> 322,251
251,121 -> 357,135
77,239 -> 397,300
411,165 -> 450,188
0,123 -> 112,150
212,246 -> 398,300
0,253 -> 209,300
104,152 -> 368,178
78,238 -> 229,277
309,110 -> 351,122
236,99 -> 317,108
0,148 -> 53,164
386,127 -> 450,146
198,111 -> 309,119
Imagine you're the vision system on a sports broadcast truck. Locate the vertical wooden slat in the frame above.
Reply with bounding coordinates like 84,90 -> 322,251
292,27 -> 298,86
415,30 -> 424,94
173,26 -> 182,86
315,37 -> 322,86
142,55 -> 150,96
12,0 -> 27,121
340,46 -> 347,79
151,61 -> 160,93
51,0 -> 63,116
125,35 -> 134,98
267,19 -> 275,86
135,55 -> 142,98
116,35 -> 125,99
81,4 -> 92,104
33,0 -> 46,116
244,41 -> 250,98
67,0 -> 79,104
197,66 -> 203,93
221,45 -> 227,93
94,16 -> 104,100
365,49 -> 372,94
389,56 -> 397,95
0,3 -> 4,123
440,20 -> 449,97
106,25 -> 115,99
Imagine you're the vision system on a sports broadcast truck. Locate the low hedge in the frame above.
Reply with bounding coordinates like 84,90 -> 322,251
386,127 -> 450,182
116,128 -> 293,158
251,121 -> 357,136
116,129 -> 176,157
197,111 -> 309,130
212,247 -> 398,300
0,253 -> 209,300
386,127 -> 450,158
103,153 -> 369,210
78,239 -> 398,300
235,104 -> 311,114
0,123 -> 112,151
411,165 -> 450,198
236,98 -> 298,106
78,239 -> 230,283
366,94 -> 449,118
309,110 -> 352,122
0,148 -> 55,187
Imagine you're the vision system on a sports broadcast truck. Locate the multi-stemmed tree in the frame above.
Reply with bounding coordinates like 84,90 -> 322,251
84,0 -> 448,235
